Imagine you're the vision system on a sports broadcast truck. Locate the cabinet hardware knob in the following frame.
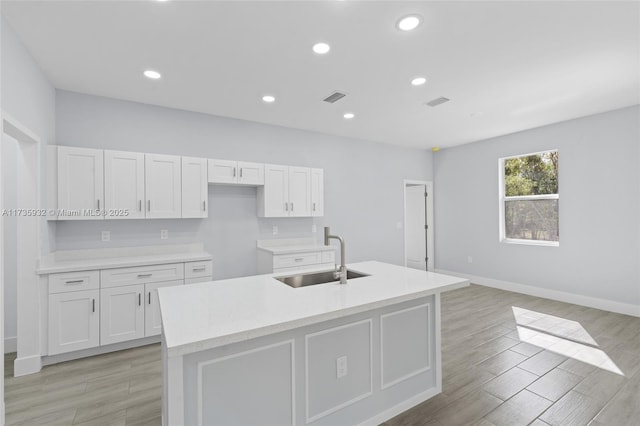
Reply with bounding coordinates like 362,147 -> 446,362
148,200 -> 151,211
313,202 -> 316,211
92,299 -> 95,313
138,293 -> 142,306
148,292 -> 151,305
285,203 -> 288,211
233,167 -> 236,177
139,200 -> 142,211
291,202 -> 294,212
97,199 -> 100,209
203,200 -> 206,211
240,168 -> 243,178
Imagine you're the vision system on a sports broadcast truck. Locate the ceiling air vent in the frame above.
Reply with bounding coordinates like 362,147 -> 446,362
425,97 -> 450,107
323,91 -> 347,103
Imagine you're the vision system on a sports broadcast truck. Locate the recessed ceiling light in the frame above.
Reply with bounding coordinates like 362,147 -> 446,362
143,70 -> 161,79
411,76 -> 427,86
397,15 -> 422,31
312,42 -> 331,55
343,112 -> 355,119
262,95 -> 276,103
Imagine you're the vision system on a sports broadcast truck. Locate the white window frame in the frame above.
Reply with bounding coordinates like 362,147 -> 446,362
498,149 -> 559,247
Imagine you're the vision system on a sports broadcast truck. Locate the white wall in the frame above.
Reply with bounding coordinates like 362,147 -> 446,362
2,138 -> 17,351
1,18 -> 56,357
433,106 -> 640,311
55,90 -> 432,279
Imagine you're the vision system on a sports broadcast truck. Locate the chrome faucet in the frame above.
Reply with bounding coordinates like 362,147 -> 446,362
324,226 -> 347,284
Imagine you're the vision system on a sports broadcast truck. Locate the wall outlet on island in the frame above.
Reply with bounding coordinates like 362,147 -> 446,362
336,356 -> 348,378
272,226 -> 278,235
101,231 -> 110,242
161,230 -> 169,240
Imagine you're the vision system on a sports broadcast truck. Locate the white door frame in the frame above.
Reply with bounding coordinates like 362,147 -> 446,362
2,112 -> 43,384
403,180 -> 434,271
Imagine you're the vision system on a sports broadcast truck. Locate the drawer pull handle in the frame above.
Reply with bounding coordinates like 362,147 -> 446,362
92,299 -> 95,313
294,258 -> 304,262
233,167 -> 236,177
284,203 -> 288,211
65,280 -> 84,284
139,200 -> 142,211
137,273 -> 153,278
313,202 -> 316,211
203,200 -> 206,211
192,267 -> 206,272
148,292 -> 151,305
148,200 -> 151,211
138,293 -> 142,306
240,168 -> 243,178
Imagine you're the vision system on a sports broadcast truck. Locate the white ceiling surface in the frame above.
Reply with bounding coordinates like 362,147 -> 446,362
2,1 -> 639,148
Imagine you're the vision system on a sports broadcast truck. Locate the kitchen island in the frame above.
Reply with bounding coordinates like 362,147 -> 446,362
159,261 -> 468,426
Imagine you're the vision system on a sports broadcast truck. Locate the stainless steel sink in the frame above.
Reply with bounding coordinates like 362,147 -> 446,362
275,269 -> 369,288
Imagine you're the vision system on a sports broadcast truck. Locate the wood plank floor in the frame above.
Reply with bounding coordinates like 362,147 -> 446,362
5,284 -> 640,425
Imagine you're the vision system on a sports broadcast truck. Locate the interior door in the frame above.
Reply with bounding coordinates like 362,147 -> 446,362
406,185 -> 427,270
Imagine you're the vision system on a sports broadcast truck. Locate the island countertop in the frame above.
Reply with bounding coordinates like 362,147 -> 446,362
158,261 -> 469,357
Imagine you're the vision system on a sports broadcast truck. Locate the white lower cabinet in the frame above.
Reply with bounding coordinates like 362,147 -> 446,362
48,289 -> 100,355
100,284 -> 145,345
47,259 -> 211,356
145,281 -> 182,337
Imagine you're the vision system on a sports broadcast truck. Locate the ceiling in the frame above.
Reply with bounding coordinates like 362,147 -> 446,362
2,1 -> 639,149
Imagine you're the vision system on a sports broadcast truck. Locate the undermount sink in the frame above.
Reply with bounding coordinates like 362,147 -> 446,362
275,269 -> 369,288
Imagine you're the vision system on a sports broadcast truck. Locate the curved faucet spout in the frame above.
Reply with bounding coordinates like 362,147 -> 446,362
324,226 -> 347,284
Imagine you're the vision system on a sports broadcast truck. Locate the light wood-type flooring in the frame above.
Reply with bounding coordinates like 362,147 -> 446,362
5,284 -> 640,425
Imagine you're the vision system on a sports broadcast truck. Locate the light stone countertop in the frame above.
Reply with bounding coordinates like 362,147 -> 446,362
158,261 -> 469,357
256,237 -> 335,255
36,243 -> 212,274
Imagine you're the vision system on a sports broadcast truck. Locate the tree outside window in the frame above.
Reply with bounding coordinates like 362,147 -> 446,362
499,150 -> 559,245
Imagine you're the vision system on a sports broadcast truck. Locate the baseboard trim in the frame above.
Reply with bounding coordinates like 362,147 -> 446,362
42,335 -> 161,367
14,354 -> 42,377
358,387 -> 440,426
4,337 -> 17,354
435,269 -> 640,317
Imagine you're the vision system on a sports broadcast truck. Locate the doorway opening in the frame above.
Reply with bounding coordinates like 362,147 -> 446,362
404,180 -> 434,271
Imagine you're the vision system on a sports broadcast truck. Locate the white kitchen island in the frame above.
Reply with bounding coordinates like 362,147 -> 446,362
159,261 -> 468,426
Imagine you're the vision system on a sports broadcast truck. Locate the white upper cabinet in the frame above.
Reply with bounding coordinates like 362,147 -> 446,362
259,164 -> 289,217
288,166 -> 312,217
56,146 -> 104,220
181,157 -> 208,218
207,159 -> 264,185
259,165 -> 319,217
311,168 -> 324,217
104,150 -> 145,219
145,154 -> 182,219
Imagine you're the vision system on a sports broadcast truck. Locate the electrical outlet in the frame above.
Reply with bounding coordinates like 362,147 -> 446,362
336,356 -> 348,378
312,224 -> 317,233
467,256 -> 473,264
101,231 -> 110,242
272,226 -> 278,235
161,229 -> 169,240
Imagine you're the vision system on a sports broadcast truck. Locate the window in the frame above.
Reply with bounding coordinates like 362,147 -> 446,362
499,150 -> 559,245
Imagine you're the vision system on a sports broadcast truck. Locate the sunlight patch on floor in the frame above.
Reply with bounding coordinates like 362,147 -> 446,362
512,307 -> 623,376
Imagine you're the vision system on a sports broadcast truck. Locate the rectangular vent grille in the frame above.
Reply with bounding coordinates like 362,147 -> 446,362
323,91 -> 347,103
425,97 -> 450,107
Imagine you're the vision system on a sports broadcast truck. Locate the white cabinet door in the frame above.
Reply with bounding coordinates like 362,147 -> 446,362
237,161 -> 264,185
260,164 -> 289,217
57,146 -> 104,220
207,159 -> 238,184
181,157 -> 208,218
104,150 -> 145,219
48,290 -> 99,355
289,166 -> 312,217
145,280 -> 182,337
310,168 -> 324,217
145,154 -> 181,218
100,284 -> 145,345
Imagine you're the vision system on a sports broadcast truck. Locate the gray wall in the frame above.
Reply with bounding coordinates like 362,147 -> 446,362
433,106 -> 640,306
55,90 -> 432,279
1,18 -> 56,347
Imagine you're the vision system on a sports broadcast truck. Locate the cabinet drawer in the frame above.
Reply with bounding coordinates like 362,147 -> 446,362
273,252 -> 322,269
101,263 -> 184,288
185,260 -> 213,279
49,270 -> 100,294
321,251 -> 335,264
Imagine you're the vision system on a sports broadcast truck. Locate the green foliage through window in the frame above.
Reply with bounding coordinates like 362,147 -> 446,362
502,151 -> 559,243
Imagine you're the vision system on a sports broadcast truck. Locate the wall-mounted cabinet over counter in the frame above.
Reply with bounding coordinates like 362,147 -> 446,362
48,146 -> 198,220
207,159 -> 264,185
257,165 -> 323,217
